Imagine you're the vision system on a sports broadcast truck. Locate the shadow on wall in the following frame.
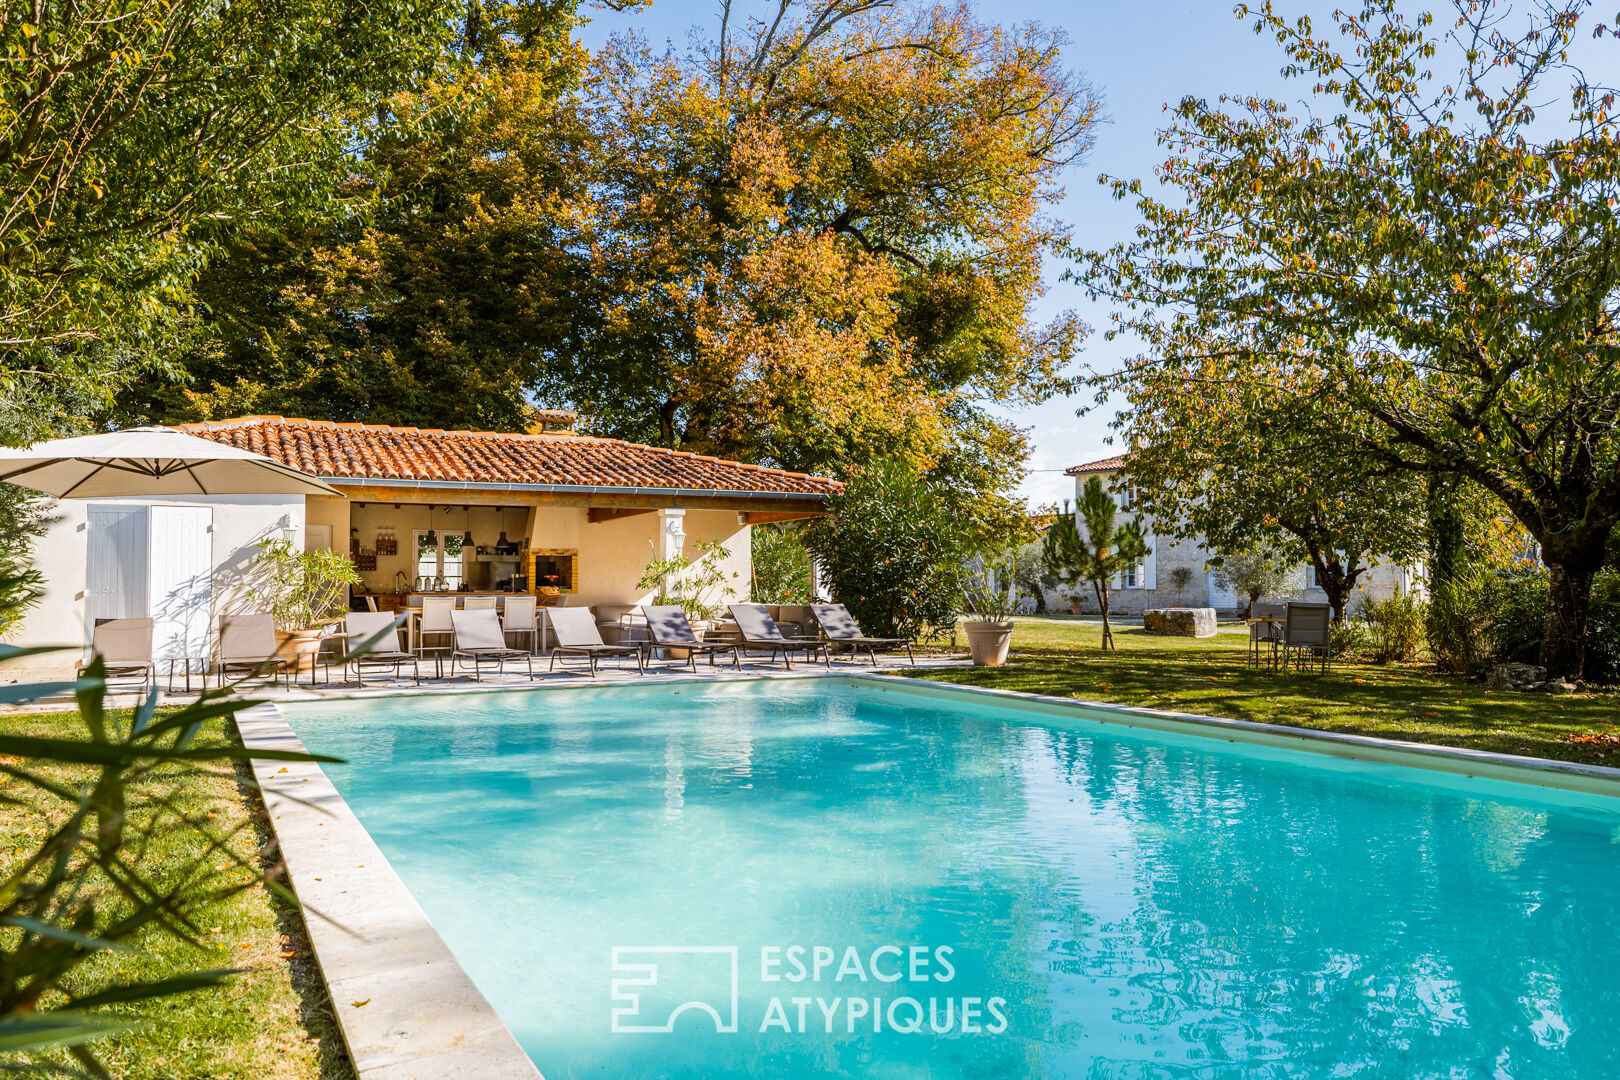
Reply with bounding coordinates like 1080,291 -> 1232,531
213,525 -> 288,629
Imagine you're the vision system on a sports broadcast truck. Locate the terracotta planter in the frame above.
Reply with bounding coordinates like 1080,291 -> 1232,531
1069,602 -> 1084,615
275,627 -> 325,675
964,620 -> 1014,666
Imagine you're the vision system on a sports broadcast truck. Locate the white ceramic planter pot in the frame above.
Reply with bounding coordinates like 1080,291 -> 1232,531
964,621 -> 1014,666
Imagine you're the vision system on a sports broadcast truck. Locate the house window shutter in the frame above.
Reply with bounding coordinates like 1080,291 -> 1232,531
1142,537 -> 1157,591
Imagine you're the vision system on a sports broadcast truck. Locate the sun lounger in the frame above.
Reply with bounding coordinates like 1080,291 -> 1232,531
809,604 -> 916,666
640,606 -> 741,671
326,611 -> 420,686
216,612 -> 291,688
84,617 -> 156,694
449,609 -> 535,682
728,603 -> 829,669
546,607 -> 645,676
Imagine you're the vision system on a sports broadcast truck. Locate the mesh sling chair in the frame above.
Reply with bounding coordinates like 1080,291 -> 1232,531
545,607 -> 646,677
728,604 -> 830,670
1281,602 -> 1333,673
216,613 -> 291,688
640,606 -> 742,671
449,609 -> 535,682
326,611 -> 420,687
84,617 -> 156,695
417,596 -> 457,678
809,604 -> 916,667
1247,599 -> 1288,670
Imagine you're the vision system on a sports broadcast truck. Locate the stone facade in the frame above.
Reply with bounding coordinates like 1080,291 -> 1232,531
1052,459 -> 1424,617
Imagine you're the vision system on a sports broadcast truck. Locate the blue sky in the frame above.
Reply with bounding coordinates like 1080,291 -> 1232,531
569,2 -> 1383,505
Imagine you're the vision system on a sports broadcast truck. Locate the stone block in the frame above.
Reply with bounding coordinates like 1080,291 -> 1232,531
1488,662 -> 1547,692
1143,607 -> 1217,638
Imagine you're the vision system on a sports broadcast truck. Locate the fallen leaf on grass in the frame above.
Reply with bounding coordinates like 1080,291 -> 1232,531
1565,731 -> 1620,748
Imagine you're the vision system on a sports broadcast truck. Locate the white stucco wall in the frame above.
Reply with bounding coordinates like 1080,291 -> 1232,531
545,507 -> 751,611
3,495 -> 305,681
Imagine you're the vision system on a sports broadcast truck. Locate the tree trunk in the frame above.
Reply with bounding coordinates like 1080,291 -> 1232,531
658,397 -> 680,448
1094,580 -> 1113,651
1245,590 -> 1260,620
1541,561 -> 1596,680
1426,471 -> 1467,589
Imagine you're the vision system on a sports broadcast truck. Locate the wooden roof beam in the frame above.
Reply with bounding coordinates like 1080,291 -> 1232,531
742,511 -> 824,525
587,507 -> 659,524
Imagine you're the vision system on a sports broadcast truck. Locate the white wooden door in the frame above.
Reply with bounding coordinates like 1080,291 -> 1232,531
86,505 -> 149,645
147,506 -> 213,665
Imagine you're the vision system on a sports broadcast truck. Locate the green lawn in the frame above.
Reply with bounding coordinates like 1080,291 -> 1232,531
907,616 -> 1620,767
0,709 -> 353,1080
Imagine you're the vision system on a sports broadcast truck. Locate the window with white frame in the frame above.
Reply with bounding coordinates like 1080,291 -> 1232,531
414,530 -> 465,587
1119,560 -> 1145,589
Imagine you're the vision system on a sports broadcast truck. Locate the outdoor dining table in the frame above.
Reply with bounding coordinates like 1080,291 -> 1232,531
402,604 -> 550,656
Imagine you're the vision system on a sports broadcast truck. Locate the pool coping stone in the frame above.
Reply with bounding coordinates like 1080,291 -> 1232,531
236,702 -> 544,1080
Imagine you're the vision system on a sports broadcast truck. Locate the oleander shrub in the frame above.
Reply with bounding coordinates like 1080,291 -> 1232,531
802,459 -> 966,638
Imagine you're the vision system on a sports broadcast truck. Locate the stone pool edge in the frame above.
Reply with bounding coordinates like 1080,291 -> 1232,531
236,702 -> 544,1080
853,673 -> 1620,799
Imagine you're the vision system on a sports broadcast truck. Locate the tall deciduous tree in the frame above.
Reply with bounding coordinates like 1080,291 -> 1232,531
113,0 -> 591,432
548,0 -> 1100,485
1075,0 -> 1620,678
0,0 -> 459,443
1041,476 -> 1149,650
1111,339 -> 1427,621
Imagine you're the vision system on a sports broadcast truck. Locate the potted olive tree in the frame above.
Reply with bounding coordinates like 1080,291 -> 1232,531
962,557 -> 1019,666
249,537 -> 361,674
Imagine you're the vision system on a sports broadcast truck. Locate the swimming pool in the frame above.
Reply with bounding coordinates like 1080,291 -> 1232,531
285,678 -> 1620,1079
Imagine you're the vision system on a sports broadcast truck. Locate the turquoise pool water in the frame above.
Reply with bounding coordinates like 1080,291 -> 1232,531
285,679 -> 1620,1079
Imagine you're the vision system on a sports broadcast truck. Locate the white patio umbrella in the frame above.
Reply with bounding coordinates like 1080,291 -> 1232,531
0,426 -> 341,498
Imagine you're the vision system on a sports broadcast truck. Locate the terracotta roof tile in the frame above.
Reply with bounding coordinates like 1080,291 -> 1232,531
180,417 -> 842,496
1064,453 -> 1127,475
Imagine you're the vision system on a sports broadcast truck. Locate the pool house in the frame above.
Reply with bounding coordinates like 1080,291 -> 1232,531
8,413 -> 839,681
